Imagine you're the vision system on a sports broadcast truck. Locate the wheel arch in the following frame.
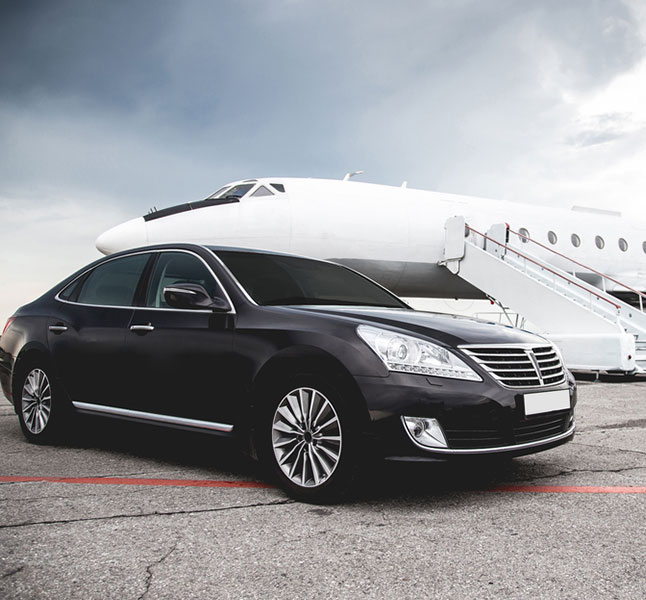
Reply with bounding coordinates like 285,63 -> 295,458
12,343 -> 52,409
249,346 -> 371,430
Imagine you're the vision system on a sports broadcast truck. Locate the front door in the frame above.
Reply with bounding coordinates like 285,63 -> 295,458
124,250 -> 237,425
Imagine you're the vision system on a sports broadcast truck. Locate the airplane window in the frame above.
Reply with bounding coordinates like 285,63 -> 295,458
270,183 -> 285,193
618,238 -> 628,252
547,231 -> 557,245
571,234 -> 581,248
251,186 -> 274,197
595,236 -> 605,249
518,228 -> 530,243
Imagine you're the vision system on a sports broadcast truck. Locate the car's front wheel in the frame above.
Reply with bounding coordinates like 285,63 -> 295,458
16,363 -> 70,444
261,377 -> 361,503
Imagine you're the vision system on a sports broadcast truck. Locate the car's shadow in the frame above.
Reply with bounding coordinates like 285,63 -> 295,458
66,414 -> 260,479
57,415 -> 559,504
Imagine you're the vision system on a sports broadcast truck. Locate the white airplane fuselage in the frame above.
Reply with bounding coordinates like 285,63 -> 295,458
96,178 -> 646,298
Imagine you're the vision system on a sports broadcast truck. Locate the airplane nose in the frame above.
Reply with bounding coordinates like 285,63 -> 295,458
95,217 -> 148,255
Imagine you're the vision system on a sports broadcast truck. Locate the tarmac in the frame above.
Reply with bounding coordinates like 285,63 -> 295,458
1,378 -> 644,599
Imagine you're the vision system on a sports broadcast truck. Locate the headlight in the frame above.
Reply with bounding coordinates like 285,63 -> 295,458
357,325 -> 482,381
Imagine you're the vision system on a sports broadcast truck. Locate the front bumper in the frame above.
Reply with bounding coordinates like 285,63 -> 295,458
356,371 -> 577,461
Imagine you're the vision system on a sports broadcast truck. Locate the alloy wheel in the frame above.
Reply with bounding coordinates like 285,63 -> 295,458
21,368 -> 52,435
271,387 -> 342,488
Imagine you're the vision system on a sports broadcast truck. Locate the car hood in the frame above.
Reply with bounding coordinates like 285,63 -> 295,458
287,306 -> 549,347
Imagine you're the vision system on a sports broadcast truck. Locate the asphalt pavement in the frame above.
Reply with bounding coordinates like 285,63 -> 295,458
1,379 -> 645,599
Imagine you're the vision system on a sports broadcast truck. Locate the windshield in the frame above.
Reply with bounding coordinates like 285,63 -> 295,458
207,183 -> 255,200
213,250 -> 408,308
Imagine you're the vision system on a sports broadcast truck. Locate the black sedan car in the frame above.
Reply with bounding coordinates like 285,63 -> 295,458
0,244 -> 576,501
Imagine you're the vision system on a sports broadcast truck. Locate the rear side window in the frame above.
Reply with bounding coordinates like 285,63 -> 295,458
146,252 -> 221,308
76,254 -> 150,307
58,276 -> 86,301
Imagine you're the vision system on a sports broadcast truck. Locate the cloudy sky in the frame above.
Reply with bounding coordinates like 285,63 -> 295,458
1,0 -> 646,324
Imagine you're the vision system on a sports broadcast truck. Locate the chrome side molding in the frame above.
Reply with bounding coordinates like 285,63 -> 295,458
72,401 -> 234,433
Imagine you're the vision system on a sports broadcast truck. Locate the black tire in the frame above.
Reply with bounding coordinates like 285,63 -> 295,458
15,361 -> 72,444
258,374 -> 362,504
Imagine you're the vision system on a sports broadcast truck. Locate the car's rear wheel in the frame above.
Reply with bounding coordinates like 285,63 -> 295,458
260,376 -> 361,503
16,363 -> 70,444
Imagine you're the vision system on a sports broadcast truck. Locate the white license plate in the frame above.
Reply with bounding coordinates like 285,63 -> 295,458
524,389 -> 570,416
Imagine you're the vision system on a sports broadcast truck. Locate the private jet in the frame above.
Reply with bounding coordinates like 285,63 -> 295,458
95,177 -> 646,372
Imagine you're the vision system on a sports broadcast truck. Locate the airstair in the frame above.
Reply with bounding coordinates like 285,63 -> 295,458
441,216 -> 646,372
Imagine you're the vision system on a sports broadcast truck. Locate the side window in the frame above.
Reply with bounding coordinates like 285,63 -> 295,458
146,252 -> 221,308
251,185 -> 274,197
59,276 -> 87,302
76,254 -> 150,306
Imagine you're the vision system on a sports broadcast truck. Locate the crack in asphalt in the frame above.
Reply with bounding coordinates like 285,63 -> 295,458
509,465 -> 646,482
0,471 -> 217,485
580,419 -> 646,432
570,441 -> 646,456
138,543 -> 178,600
0,488 -> 155,502
1,566 -> 25,579
0,499 -> 294,530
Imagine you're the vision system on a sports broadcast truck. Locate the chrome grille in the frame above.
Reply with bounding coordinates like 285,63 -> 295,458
460,345 -> 566,388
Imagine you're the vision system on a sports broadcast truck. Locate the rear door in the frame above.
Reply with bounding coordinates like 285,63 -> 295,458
49,252 -> 153,406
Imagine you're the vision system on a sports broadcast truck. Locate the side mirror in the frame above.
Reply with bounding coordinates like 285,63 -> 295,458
163,284 -> 231,312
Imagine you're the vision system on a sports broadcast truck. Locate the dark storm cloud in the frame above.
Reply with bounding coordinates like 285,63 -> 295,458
0,0 -> 644,207
0,0 -> 174,107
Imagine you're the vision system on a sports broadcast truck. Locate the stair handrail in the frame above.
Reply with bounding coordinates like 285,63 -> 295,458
509,227 -> 645,312
465,225 -> 622,312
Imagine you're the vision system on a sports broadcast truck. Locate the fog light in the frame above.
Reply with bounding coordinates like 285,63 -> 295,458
402,416 -> 448,449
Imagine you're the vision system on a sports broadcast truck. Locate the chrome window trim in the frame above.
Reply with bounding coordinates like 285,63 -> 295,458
55,248 -> 236,315
72,401 -> 234,433
208,249 -> 259,306
404,421 -> 575,455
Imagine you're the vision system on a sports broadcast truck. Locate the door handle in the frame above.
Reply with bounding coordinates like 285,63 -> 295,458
48,324 -> 68,334
130,324 -> 155,332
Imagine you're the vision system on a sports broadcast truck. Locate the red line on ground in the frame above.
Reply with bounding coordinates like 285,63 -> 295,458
491,485 -> 646,494
0,476 -> 275,488
1,476 -> 644,493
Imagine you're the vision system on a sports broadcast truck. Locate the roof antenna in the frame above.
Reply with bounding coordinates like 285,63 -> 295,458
343,170 -> 364,181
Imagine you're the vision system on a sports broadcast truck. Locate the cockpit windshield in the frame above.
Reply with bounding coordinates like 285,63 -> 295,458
207,183 -> 255,200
